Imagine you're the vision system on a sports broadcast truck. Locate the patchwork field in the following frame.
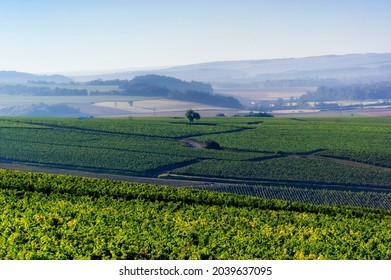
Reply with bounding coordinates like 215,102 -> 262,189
91,99 -> 239,117
0,116 -> 390,209
0,94 -> 239,117
1,116 -> 391,260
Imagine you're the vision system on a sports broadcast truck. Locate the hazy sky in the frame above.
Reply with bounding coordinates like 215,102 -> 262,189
1,0 -> 390,74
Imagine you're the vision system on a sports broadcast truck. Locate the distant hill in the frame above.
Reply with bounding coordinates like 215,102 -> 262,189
72,53 -> 391,87
0,103 -> 80,117
115,75 -> 243,109
5,53 -> 391,87
0,74 -> 243,109
0,71 -> 73,83
130,74 -> 213,93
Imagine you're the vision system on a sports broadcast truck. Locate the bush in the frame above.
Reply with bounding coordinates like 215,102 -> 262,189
205,140 -> 221,150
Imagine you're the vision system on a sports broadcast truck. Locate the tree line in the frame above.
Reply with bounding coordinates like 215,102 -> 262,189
300,82 -> 391,102
94,75 -> 243,108
0,75 -> 243,109
0,85 -> 88,96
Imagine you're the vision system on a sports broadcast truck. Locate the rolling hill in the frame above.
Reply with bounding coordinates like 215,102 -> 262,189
71,53 -> 391,86
0,71 -> 73,84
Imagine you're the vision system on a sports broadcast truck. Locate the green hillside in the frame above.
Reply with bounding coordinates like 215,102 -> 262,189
0,116 -> 390,193
0,169 -> 390,260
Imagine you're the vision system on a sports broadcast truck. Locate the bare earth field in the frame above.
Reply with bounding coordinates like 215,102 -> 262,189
0,94 -> 151,106
2,93 -> 389,118
79,99 -> 240,117
0,94 -> 240,117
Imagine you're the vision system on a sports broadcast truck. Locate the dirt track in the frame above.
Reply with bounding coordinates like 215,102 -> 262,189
0,162 -> 210,187
180,139 -> 206,148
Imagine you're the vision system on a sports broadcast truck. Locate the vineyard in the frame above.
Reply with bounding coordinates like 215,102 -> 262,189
189,184 -> 391,210
0,169 -> 390,260
0,116 -> 390,206
1,116 -> 391,260
172,157 -> 391,188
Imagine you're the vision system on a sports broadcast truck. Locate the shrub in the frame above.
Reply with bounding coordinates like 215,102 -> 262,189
205,140 -> 221,150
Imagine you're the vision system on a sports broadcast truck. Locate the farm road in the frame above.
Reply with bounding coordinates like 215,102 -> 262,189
180,139 -> 206,148
0,162 -> 211,187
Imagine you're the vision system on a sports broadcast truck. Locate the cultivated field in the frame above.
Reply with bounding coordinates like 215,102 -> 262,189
0,116 -> 390,208
1,116 -> 391,260
90,99 -> 240,117
1,169 -> 390,260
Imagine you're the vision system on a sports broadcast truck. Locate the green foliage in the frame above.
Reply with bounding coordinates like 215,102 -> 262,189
123,74 -> 214,93
185,109 -> 201,123
192,184 -> 391,210
0,116 -> 390,191
0,169 -> 390,260
1,116 -> 390,259
6,117 -> 238,138
173,157 -> 391,188
119,75 -> 243,108
237,111 -> 274,117
205,140 -> 221,150
0,118 -> 260,175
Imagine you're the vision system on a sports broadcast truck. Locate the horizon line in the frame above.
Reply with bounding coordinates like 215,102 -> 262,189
1,51 -> 390,76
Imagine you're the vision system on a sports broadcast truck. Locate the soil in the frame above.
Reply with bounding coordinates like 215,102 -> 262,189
180,139 -> 206,148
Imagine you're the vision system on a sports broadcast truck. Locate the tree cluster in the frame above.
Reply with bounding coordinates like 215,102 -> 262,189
0,85 -> 88,96
300,82 -> 391,102
119,75 -> 243,108
0,75 -> 244,109
185,109 -> 201,123
0,103 -> 80,116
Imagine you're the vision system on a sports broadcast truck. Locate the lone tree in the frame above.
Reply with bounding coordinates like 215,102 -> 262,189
185,109 -> 201,124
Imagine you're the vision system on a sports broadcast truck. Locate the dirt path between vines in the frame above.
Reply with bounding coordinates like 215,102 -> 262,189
0,162 -> 211,187
180,139 -> 206,148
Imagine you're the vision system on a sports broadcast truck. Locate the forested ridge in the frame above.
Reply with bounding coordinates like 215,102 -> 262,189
0,75 -> 243,109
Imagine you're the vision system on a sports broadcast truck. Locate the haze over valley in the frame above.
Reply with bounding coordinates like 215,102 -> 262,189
1,53 -> 391,117
2,0 -> 391,117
